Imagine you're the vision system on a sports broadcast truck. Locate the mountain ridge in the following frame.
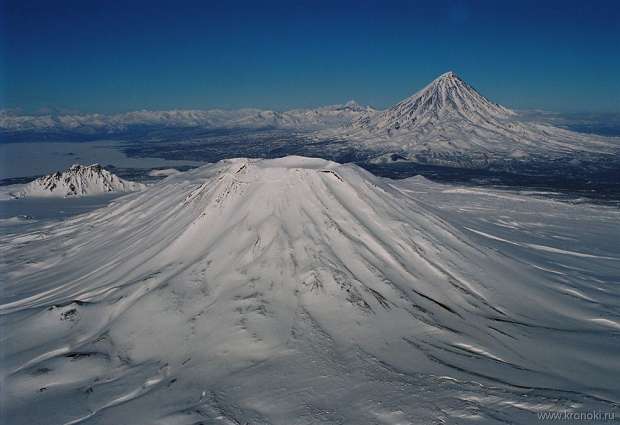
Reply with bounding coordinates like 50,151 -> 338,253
0,101 -> 377,133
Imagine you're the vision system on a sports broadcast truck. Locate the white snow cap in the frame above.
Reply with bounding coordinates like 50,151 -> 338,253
437,70 -> 458,79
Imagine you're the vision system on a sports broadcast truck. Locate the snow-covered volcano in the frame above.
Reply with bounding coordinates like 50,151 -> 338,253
345,72 -> 618,165
2,157 -> 619,424
10,164 -> 145,198
357,71 -> 515,132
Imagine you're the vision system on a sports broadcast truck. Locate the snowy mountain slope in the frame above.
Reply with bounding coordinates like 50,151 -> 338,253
1,157 -> 619,424
9,164 -> 145,198
357,71 -> 515,131
338,72 -> 619,165
0,101 -> 376,134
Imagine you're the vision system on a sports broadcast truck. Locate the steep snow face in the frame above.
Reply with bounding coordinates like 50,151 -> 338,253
345,72 -> 619,162
11,164 -> 145,198
1,157 -> 619,424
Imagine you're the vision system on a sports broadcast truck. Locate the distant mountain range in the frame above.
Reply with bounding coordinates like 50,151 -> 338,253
2,73 -> 619,170
0,100 -> 375,133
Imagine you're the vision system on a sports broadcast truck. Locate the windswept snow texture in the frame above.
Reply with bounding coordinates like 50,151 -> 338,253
339,72 -> 620,166
10,164 -> 145,198
1,157 -> 619,424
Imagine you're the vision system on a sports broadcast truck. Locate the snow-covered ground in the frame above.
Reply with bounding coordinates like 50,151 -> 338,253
1,157 -> 618,424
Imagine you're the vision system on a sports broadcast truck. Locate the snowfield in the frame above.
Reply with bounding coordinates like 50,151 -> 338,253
1,156 -> 619,424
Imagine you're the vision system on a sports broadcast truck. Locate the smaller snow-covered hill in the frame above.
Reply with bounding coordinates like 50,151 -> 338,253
10,164 -> 145,198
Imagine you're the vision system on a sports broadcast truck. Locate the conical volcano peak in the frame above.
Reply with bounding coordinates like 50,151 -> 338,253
425,71 -> 480,95
425,71 -> 471,94
436,70 -> 460,81
347,72 -> 617,160
356,72 -> 516,132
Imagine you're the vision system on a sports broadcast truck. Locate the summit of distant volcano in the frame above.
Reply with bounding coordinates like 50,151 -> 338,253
357,71 -> 515,132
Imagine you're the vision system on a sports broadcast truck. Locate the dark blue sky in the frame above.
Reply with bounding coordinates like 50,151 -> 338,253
2,0 -> 619,114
